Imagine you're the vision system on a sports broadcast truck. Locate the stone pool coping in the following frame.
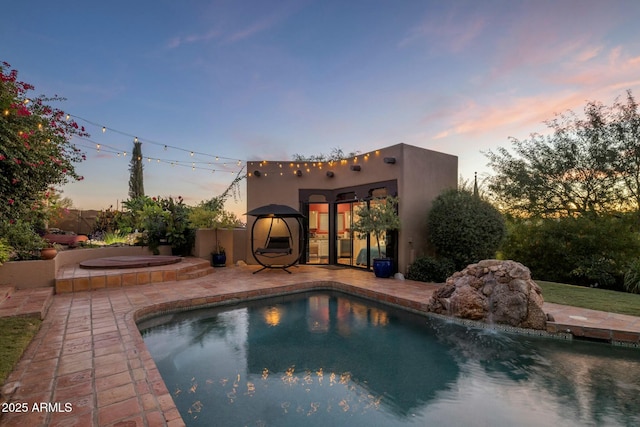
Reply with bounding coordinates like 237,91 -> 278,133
1,265 -> 639,426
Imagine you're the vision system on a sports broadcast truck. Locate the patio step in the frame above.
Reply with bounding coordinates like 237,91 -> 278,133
0,287 -> 54,320
55,257 -> 215,293
177,265 -> 215,281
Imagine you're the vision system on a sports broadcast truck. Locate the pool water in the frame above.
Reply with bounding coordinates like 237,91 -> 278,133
139,291 -> 640,426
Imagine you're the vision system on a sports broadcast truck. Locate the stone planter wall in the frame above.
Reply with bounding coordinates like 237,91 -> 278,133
0,229 -> 248,289
0,246 -> 169,289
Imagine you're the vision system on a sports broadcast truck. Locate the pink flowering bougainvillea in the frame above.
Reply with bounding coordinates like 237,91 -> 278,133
0,61 -> 88,227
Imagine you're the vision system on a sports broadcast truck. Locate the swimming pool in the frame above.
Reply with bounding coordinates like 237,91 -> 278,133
139,291 -> 640,426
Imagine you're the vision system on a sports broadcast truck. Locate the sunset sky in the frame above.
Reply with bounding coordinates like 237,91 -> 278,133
3,0 -> 640,217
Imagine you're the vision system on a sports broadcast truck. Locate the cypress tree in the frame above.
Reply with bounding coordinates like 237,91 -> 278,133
128,140 -> 144,199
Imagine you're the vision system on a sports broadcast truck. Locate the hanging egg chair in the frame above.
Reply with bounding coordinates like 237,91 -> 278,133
246,204 -> 306,274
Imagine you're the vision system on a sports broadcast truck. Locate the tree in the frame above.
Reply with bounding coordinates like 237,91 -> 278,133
1,61 -> 87,224
128,140 -> 144,199
485,91 -> 640,217
292,147 -> 360,162
351,196 -> 400,258
427,189 -> 505,270
612,91 -> 640,212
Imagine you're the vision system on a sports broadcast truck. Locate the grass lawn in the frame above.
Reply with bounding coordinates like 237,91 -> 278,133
537,280 -> 640,317
0,317 -> 42,385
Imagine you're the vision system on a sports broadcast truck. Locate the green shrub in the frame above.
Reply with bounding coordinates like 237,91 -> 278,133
0,220 -> 46,261
501,214 -> 640,290
624,259 -> 640,294
407,256 -> 456,283
101,230 -> 130,245
427,189 -> 505,270
0,238 -> 12,265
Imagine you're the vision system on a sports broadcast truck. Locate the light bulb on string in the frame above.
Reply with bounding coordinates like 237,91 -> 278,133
102,127 -> 106,133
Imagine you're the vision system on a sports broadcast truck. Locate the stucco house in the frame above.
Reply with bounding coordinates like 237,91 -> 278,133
245,143 -> 457,275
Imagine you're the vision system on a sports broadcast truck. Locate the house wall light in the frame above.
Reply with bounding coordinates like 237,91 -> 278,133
295,169 -> 302,177
383,157 -> 396,164
253,170 -> 261,177
350,165 -> 361,171
326,171 -> 335,178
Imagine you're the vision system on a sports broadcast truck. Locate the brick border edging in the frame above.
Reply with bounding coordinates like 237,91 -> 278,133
125,280 -> 427,426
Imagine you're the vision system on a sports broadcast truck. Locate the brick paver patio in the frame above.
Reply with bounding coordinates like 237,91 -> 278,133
1,263 -> 639,426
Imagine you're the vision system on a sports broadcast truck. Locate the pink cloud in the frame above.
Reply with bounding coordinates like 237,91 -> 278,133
546,45 -> 640,91
429,92 -> 593,140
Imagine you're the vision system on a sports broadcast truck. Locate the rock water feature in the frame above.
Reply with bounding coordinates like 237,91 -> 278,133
427,259 -> 547,330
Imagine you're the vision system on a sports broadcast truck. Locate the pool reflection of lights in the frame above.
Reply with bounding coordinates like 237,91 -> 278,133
140,291 -> 640,427
263,306 -> 282,327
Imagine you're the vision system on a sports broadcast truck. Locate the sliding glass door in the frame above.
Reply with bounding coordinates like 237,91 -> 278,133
336,200 -> 368,268
307,203 -> 329,264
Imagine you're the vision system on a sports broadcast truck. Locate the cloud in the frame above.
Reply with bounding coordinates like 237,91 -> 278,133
166,3 -> 297,49
545,45 -> 640,91
428,92 -> 589,141
399,10 -> 486,53
224,14 -> 282,43
166,29 -> 221,49
574,45 -> 604,63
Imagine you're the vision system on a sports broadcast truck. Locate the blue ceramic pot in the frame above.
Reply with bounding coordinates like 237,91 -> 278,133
212,253 -> 227,267
373,258 -> 393,278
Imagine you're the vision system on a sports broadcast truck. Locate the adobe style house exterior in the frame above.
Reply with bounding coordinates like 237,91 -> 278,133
245,143 -> 457,275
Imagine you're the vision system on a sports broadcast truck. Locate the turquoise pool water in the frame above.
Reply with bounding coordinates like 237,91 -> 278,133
139,291 -> 640,426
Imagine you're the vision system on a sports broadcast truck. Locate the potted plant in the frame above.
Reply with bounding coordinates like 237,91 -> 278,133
40,243 -> 58,260
352,196 -> 400,278
211,242 -> 226,267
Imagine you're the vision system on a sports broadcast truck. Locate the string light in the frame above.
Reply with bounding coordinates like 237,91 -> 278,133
68,113 -> 242,164
55,113 -> 370,179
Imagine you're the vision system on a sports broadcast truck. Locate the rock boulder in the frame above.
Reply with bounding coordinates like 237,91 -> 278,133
426,259 -> 547,330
